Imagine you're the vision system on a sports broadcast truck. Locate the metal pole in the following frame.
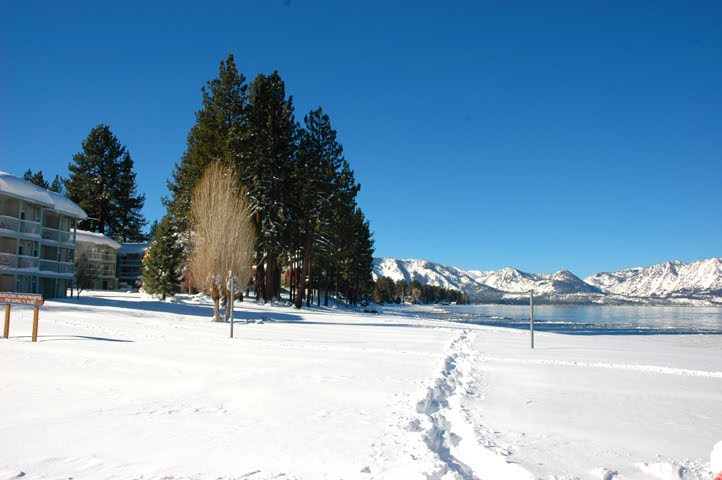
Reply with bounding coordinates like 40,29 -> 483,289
229,276 -> 235,338
530,289 -> 535,349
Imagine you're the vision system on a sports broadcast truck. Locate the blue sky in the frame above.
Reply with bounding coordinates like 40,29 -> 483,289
1,1 -> 720,278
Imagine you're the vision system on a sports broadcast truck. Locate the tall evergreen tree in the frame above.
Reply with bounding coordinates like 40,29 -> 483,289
141,215 -> 183,300
241,71 -> 298,302
165,54 -> 248,236
335,205 -> 374,305
293,108 -> 359,308
112,152 -> 146,242
66,124 -> 146,241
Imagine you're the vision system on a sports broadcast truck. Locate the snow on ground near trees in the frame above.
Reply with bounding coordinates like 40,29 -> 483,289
1,292 -> 720,480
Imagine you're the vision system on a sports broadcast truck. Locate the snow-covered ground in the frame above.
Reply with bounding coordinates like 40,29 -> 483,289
1,291 -> 720,480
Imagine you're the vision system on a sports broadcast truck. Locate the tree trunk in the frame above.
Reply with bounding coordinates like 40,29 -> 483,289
273,264 -> 281,300
212,294 -> 222,322
289,254 -> 295,303
294,236 -> 312,309
307,268 -> 312,307
265,254 -> 277,302
224,291 -> 233,322
256,262 -> 265,302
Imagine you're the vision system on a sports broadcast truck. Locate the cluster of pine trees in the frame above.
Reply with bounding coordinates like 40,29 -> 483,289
22,124 -> 147,243
22,169 -> 65,194
142,54 -> 374,308
373,276 -> 469,305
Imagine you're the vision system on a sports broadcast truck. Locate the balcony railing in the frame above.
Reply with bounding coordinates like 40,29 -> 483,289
0,216 -> 41,236
42,227 -> 75,244
0,215 -> 18,231
20,220 -> 41,235
85,252 -> 116,263
83,267 -> 116,278
0,252 -> 14,268
0,253 -> 39,270
39,259 -> 74,274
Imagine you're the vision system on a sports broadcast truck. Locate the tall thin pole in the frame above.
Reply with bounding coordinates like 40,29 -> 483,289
530,289 -> 535,349
229,276 -> 235,339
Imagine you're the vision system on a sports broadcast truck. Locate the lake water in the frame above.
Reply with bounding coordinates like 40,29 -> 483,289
435,304 -> 722,335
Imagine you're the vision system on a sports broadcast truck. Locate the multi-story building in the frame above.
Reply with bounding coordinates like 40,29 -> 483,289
0,171 -> 87,298
75,230 -> 121,290
117,243 -> 148,288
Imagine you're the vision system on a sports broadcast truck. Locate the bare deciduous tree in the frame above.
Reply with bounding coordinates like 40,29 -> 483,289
74,251 -> 99,299
189,162 -> 255,322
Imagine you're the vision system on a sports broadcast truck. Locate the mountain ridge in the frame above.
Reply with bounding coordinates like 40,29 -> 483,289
372,257 -> 722,305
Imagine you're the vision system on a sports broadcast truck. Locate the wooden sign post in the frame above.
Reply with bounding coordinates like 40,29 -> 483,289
1,292 -> 45,342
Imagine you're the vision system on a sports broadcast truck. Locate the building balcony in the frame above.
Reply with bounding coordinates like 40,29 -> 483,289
83,267 -> 117,278
0,252 -> 39,270
84,252 -> 116,263
0,215 -> 42,237
41,227 -> 75,245
39,259 -> 74,274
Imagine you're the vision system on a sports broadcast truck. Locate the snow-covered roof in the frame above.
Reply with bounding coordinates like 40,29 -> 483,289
75,229 -> 121,249
118,243 -> 149,255
0,171 -> 87,220
47,190 -> 88,219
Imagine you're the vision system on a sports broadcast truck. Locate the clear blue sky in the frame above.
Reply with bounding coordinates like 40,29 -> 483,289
1,1 -> 720,278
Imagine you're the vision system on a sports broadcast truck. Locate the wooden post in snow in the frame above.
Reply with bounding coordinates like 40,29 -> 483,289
32,306 -> 39,342
4,304 -> 10,339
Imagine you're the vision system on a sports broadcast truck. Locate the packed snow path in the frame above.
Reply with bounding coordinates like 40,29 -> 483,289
1,292 -> 720,479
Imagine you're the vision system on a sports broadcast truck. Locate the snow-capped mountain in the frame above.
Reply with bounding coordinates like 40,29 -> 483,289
372,257 -> 722,304
372,258 -> 596,302
585,258 -> 722,299
372,258 -> 504,300
467,268 -> 600,295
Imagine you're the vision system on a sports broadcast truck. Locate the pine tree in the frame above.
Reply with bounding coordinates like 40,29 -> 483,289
335,205 -> 374,305
23,169 -> 50,189
147,219 -> 159,240
111,152 -> 146,242
165,54 -> 248,236
66,124 -> 146,241
49,175 -> 65,194
241,71 -> 298,302
23,169 -> 66,194
293,108 -> 359,308
141,215 -> 183,300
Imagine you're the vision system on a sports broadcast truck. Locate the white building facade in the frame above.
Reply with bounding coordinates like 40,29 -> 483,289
0,171 -> 88,298
75,230 -> 121,290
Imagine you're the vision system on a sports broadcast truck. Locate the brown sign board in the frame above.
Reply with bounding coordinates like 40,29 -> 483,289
0,293 -> 45,306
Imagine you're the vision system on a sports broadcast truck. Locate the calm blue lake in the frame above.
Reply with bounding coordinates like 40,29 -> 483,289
435,304 -> 722,335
